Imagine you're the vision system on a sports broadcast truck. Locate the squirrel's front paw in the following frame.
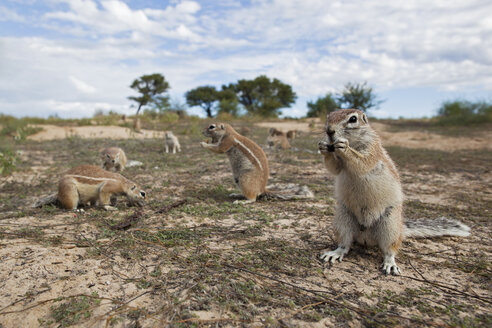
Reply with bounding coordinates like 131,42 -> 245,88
334,138 -> 349,152
318,140 -> 335,153
200,141 -> 208,148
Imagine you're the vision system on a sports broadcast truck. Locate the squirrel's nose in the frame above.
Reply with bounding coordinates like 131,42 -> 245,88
326,128 -> 335,139
112,160 -> 115,163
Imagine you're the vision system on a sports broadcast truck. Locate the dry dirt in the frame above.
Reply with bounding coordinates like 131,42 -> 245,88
0,121 -> 491,327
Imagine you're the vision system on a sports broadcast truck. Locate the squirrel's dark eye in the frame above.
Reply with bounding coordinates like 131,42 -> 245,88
208,125 -> 215,130
140,191 -> 146,197
348,116 -> 357,123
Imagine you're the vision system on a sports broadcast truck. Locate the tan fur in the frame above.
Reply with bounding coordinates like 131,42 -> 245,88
286,130 -> 297,139
57,165 -> 145,210
101,147 -> 127,172
267,128 -> 291,150
318,109 -> 405,275
164,131 -> 181,153
201,123 -> 269,203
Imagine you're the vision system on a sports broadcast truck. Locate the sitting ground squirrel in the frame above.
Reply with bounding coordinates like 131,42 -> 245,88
267,128 -> 291,150
201,123 -> 269,204
101,147 -> 127,172
318,109 -> 470,275
164,131 -> 181,154
33,165 -> 146,211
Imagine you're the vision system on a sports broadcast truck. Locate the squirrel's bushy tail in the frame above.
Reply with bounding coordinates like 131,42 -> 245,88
261,183 -> 315,201
403,217 -> 470,238
32,193 -> 58,208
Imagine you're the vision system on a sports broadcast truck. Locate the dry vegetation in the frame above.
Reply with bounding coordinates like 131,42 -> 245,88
0,117 -> 491,327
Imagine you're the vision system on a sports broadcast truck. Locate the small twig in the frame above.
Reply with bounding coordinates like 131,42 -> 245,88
278,301 -> 324,321
0,294 -> 119,316
405,260 -> 492,304
222,263 -> 415,324
155,199 -> 187,214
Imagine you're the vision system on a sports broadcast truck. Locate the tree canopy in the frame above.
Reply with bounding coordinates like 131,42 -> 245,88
306,82 -> 383,117
185,86 -> 220,118
337,82 -> 382,112
306,93 -> 338,117
223,75 -> 296,117
128,74 -> 170,115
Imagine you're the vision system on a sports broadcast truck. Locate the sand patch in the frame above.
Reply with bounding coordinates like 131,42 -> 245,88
27,125 -> 165,141
256,121 -> 492,151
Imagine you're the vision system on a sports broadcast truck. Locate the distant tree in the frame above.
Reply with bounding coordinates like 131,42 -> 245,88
224,75 -> 296,117
217,89 -> 240,117
151,96 -> 171,113
306,93 -> 338,117
337,82 -> 382,112
128,74 -> 170,115
437,100 -> 492,124
185,86 -> 220,118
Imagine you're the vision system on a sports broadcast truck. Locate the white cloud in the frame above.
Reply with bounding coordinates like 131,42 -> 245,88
0,5 -> 25,22
0,0 -> 491,118
69,76 -> 97,94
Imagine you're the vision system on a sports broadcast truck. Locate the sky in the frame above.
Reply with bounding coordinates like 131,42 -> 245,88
0,0 -> 491,119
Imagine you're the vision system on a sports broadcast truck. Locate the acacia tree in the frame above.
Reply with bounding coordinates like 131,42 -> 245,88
223,75 -> 296,117
185,86 -> 220,118
337,82 -> 382,112
306,93 -> 338,117
128,74 -> 170,115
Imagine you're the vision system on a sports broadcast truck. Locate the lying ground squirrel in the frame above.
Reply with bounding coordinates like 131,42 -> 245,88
318,109 -> 470,275
101,147 -> 127,171
33,165 -> 146,211
202,123 -> 269,204
267,128 -> 291,150
201,123 -> 313,204
164,131 -> 181,153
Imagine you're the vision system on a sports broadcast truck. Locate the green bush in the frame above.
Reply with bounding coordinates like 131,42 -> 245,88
0,149 -> 17,175
0,115 -> 42,140
436,100 -> 492,125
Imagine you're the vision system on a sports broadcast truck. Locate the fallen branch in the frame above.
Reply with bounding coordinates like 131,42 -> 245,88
155,199 -> 187,214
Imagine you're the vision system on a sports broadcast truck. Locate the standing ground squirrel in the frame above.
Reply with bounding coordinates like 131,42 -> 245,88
101,147 -> 127,172
164,131 -> 181,153
318,109 -> 470,275
33,165 -> 146,211
201,123 -> 269,204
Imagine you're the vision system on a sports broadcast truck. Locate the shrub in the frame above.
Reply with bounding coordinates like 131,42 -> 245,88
436,100 -> 492,125
0,149 -> 17,175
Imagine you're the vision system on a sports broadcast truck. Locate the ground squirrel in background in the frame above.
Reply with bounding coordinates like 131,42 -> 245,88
33,165 -> 146,211
164,131 -> 181,153
101,147 -> 127,172
318,109 -> 470,275
267,128 -> 291,150
201,123 -> 269,204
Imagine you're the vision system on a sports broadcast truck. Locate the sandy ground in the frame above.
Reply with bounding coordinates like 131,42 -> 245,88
1,121 -> 491,327
256,120 -> 492,151
27,125 -> 165,141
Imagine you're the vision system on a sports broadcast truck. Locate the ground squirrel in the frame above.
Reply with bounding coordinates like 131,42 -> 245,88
201,123 -> 269,204
101,147 -> 127,172
201,123 -> 313,203
267,128 -> 291,150
164,131 -> 181,153
33,165 -> 146,211
318,109 -> 470,275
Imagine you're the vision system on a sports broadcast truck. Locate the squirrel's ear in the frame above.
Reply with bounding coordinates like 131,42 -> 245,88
362,114 -> 368,124
220,124 -> 225,130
